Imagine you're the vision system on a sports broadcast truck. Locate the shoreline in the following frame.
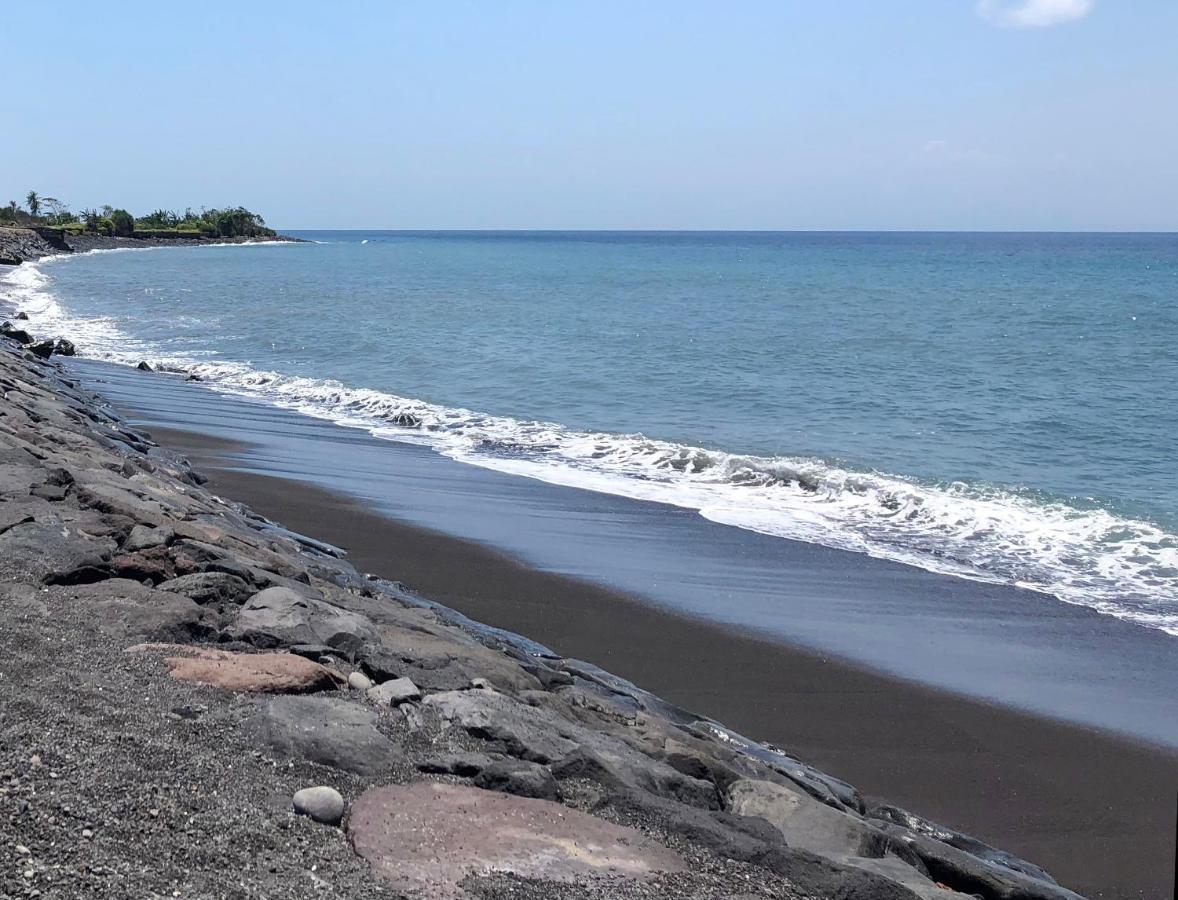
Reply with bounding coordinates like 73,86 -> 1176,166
0,333 -> 1101,899
152,422 -> 1178,899
71,350 -> 1178,749
0,225 -> 302,265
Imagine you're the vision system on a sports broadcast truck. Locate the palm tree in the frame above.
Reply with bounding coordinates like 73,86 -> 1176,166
25,191 -> 40,217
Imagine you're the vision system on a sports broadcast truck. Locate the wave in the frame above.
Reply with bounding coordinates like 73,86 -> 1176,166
6,258 -> 1178,636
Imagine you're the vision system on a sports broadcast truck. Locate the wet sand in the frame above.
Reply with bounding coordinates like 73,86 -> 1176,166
153,423 -> 1178,899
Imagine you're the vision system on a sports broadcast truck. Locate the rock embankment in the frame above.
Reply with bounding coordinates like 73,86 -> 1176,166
0,226 -> 299,266
0,228 -> 64,265
0,329 -> 1085,898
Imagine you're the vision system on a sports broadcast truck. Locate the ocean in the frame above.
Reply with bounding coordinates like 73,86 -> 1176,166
4,230 -> 1177,637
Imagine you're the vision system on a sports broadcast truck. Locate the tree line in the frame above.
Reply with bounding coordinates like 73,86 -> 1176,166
0,191 -> 275,239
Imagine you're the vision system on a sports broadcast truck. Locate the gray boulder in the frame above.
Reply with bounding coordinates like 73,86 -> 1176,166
366,677 -> 421,706
423,689 -> 578,764
72,579 -> 215,642
230,586 -> 378,653
157,572 -> 252,606
869,805 -> 1061,886
726,779 -> 965,900
244,695 -> 399,775
473,759 -> 558,801
0,520 -> 113,585
552,745 -> 719,811
123,524 -> 174,553
873,821 -> 1086,900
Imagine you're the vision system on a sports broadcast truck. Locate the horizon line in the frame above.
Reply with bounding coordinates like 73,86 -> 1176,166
276,226 -> 1178,235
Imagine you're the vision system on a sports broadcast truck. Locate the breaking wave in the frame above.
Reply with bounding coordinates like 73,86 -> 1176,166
5,257 -> 1178,636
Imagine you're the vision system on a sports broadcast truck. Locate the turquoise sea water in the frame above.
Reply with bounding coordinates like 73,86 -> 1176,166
5,231 -> 1177,633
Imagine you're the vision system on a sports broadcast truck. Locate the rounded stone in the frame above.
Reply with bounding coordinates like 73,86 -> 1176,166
348,671 -> 373,691
293,786 -> 346,826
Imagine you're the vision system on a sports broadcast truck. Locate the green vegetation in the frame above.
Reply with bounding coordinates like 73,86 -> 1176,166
135,205 -> 274,238
109,209 -> 135,237
0,191 -> 276,239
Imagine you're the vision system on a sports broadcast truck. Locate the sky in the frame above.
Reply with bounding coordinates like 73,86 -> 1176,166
2,1 -> 1175,230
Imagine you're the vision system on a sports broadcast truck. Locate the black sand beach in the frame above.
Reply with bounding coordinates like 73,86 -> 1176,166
152,424 -> 1178,900
4,329 -> 1122,900
52,351 -> 1178,899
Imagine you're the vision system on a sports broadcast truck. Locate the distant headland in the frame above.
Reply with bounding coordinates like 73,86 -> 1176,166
0,191 -> 299,264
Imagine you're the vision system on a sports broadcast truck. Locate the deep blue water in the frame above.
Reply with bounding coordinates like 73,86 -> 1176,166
5,231 -> 1177,633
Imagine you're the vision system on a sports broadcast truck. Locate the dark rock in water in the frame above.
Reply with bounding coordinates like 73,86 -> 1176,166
186,373 -> 203,382
54,338 -> 76,357
0,255 -> 21,266
244,695 -> 400,775
473,759 -> 559,801
136,361 -> 153,372
26,340 -> 56,359
0,323 -> 34,345
15,311 -> 29,320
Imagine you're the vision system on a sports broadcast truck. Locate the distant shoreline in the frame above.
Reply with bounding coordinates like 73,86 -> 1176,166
0,225 -> 303,266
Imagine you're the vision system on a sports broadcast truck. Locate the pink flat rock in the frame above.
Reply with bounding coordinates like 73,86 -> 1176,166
347,781 -> 685,898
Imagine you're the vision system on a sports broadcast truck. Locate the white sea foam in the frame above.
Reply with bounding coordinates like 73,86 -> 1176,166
6,258 -> 1178,636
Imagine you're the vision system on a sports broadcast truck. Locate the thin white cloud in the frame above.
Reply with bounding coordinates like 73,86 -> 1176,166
976,0 -> 1094,28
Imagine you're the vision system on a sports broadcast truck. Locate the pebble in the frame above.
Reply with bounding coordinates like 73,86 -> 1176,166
292,786 -> 345,826
347,671 -> 373,692
82,829 -> 93,840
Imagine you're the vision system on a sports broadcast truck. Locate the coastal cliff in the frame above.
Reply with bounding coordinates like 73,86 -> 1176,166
0,327 -> 1086,897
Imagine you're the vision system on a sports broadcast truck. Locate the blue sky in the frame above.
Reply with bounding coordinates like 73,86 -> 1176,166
2,1 -> 1174,230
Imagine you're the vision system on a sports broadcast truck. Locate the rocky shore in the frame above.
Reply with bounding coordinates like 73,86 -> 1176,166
0,320 -> 1089,897
0,227 -> 299,266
